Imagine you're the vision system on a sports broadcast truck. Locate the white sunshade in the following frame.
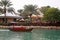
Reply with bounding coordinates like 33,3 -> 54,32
0,12 -> 23,18
0,12 -> 19,16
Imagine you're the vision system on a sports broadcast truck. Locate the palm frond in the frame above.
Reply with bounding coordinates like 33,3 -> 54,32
0,2 -> 3,6
0,7 -> 3,14
0,0 -> 12,7
7,3 -> 12,7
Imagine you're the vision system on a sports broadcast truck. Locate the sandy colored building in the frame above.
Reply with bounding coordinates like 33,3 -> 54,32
0,12 -> 22,23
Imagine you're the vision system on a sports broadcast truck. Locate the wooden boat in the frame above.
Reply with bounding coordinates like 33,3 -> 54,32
9,27 -> 33,32
9,22 -> 33,32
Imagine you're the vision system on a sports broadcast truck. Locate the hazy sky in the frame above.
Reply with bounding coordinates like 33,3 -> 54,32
10,0 -> 60,11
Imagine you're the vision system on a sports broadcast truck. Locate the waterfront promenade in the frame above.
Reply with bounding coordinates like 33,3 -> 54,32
0,26 -> 60,29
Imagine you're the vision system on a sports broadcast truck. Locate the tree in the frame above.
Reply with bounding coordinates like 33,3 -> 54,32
8,7 -> 15,14
0,8 -> 3,14
18,5 -> 39,18
18,9 -> 23,13
0,0 -> 12,23
24,5 -> 38,15
40,6 -> 50,14
43,8 -> 60,23
17,9 -> 24,16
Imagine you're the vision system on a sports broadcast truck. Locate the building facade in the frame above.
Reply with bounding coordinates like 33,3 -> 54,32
0,12 -> 21,23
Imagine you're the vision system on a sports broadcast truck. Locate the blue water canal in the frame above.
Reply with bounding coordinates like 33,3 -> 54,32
0,29 -> 60,40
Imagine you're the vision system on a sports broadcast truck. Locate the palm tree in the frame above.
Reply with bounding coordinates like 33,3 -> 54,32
18,5 -> 39,18
18,5 -> 40,25
8,7 -> 19,16
24,5 -> 38,15
0,0 -> 12,23
8,7 -> 15,14
0,7 -> 3,14
24,5 -> 39,22
18,9 -> 23,13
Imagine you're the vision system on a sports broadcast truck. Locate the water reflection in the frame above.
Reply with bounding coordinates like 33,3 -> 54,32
24,32 -> 32,40
0,29 -> 60,40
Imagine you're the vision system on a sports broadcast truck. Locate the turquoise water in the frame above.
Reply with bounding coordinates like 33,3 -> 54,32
0,29 -> 60,40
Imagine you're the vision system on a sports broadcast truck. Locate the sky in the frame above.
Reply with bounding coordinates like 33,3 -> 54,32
10,0 -> 60,11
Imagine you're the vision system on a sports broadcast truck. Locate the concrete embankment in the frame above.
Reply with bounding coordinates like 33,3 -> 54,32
0,26 -> 60,29
30,26 -> 60,29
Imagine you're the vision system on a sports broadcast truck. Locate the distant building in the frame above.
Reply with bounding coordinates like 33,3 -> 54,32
31,8 -> 44,23
0,12 -> 22,23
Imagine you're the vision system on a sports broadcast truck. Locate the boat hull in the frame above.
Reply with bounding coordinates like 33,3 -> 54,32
9,27 -> 33,32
